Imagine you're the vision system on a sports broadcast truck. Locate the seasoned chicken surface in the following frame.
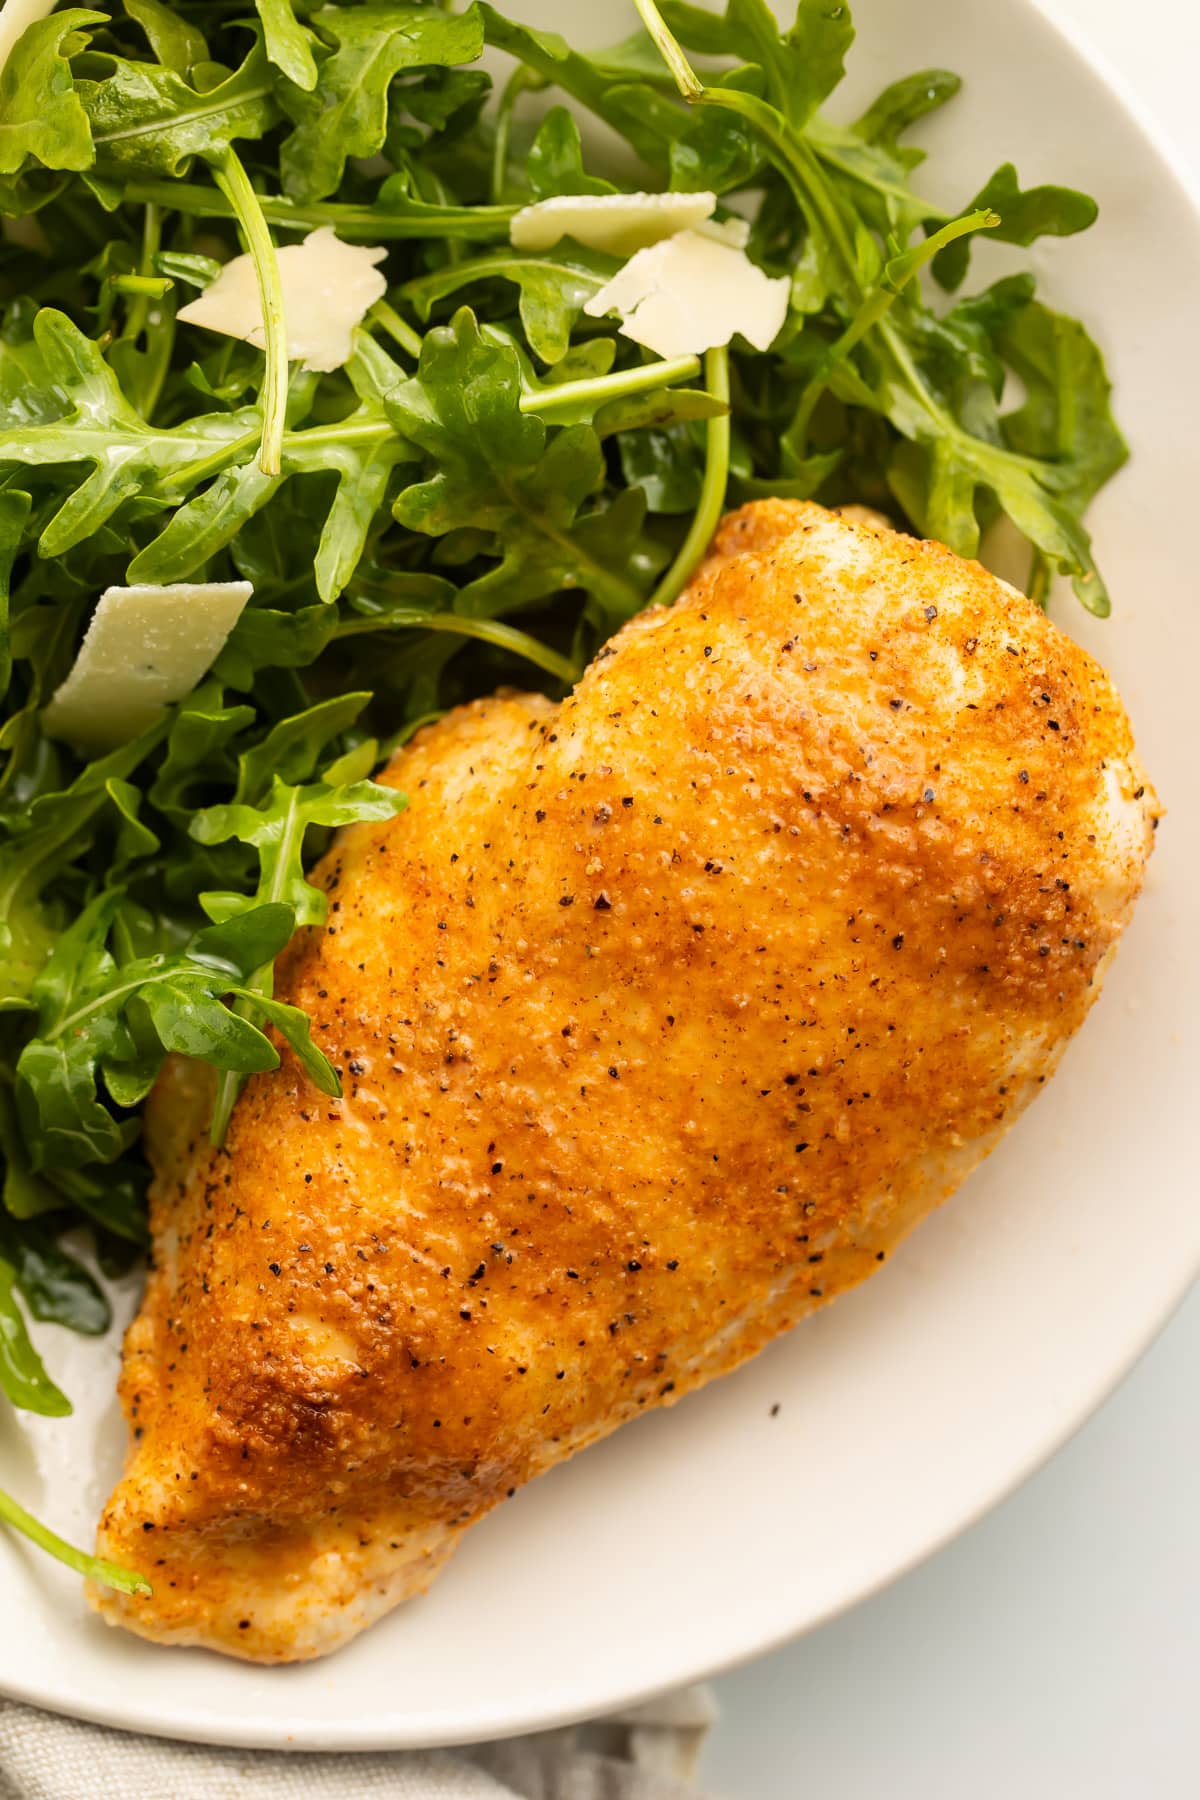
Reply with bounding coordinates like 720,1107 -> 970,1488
92,501 -> 1158,1661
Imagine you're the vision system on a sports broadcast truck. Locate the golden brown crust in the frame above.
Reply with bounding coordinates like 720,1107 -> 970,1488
92,502 -> 1158,1660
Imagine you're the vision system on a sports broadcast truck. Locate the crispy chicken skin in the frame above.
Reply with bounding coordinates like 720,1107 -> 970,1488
92,501 -> 1158,1661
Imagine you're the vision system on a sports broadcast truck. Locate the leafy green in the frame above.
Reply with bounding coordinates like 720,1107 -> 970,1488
528,107 -> 616,200
934,162 -> 1099,289
279,3 -> 485,202
0,1257 -> 70,1416
254,0 -> 318,92
0,1213 -> 110,1337
193,775 -> 405,926
0,10 -> 103,186
13,891 -> 319,1168
402,248 -> 613,365
123,0 -> 209,77
0,490 -> 30,703
663,0 -> 854,127
389,307 -> 647,622
79,40 -> 281,181
191,765 -> 407,1141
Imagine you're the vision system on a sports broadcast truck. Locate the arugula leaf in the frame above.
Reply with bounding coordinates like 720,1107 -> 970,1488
234,692 -> 372,803
527,107 -> 616,200
123,0 -> 209,76
480,5 -> 672,167
14,892 -> 305,1168
191,768 -> 407,1141
934,163 -> 1099,290
192,776 -> 407,928
388,307 -> 646,621
79,39 -> 281,180
402,248 -> 612,366
0,725 -> 163,1008
0,1213 -> 110,1336
749,0 -> 856,122
996,298 -> 1127,512
0,1090 -> 58,1223
0,9 -> 103,183
279,3 -> 485,203
853,68 -> 962,152
0,1257 -> 70,1416
254,0 -> 318,92
0,309 -> 265,556
128,346 -> 415,599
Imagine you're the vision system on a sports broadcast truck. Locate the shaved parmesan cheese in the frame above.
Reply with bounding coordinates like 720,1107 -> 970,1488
42,581 -> 253,751
696,214 -> 751,250
511,190 -> 720,258
177,227 -> 387,373
583,230 -> 789,359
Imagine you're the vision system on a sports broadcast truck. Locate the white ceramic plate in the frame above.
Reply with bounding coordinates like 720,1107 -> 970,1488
2,0 -> 1198,1752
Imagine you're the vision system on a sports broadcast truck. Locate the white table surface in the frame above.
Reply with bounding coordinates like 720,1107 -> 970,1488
702,2 -> 1200,1794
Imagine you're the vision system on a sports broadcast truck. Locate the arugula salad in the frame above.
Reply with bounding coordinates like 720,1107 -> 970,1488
0,0 -> 1124,1593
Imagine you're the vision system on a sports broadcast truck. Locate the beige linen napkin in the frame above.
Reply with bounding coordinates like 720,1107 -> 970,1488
0,1686 -> 717,1800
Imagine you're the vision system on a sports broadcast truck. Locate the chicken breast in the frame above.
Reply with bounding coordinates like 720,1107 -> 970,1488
92,501 -> 1158,1661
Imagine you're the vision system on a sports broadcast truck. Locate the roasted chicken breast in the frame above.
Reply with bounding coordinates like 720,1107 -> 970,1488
92,501 -> 1158,1660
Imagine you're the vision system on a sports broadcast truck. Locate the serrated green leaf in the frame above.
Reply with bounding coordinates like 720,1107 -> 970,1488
0,9 -> 103,182
124,0 -> 209,75
279,3 -> 484,203
388,308 -> 645,621
996,298 -> 1127,513
254,0 -> 318,91
13,891 -> 299,1169
480,6 -> 673,167
853,68 -> 961,151
191,775 -> 407,927
0,309 -> 264,558
527,107 -> 615,200
934,163 -> 1098,290
403,249 -> 612,367
0,489 -> 30,703
234,989 -> 340,1095
235,692 -> 370,803
79,39 -> 281,180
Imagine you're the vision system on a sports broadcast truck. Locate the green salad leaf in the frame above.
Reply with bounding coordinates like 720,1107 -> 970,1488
279,3 -> 486,202
0,9 -> 103,189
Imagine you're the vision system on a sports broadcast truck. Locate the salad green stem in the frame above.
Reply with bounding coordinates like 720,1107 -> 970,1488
210,149 -> 288,477
110,273 -> 171,300
0,1484 -> 152,1597
647,345 -> 730,610
122,181 -> 518,241
208,793 -> 309,1146
788,209 -> 999,454
632,0 -> 703,99
121,203 -> 163,341
338,608 -> 581,684
491,64 -> 545,202
519,353 -> 702,417
368,299 -> 424,360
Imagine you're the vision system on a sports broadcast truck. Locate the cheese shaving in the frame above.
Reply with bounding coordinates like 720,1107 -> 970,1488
583,230 -> 789,359
42,581 -> 253,751
510,190 -> 723,258
177,227 -> 387,373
